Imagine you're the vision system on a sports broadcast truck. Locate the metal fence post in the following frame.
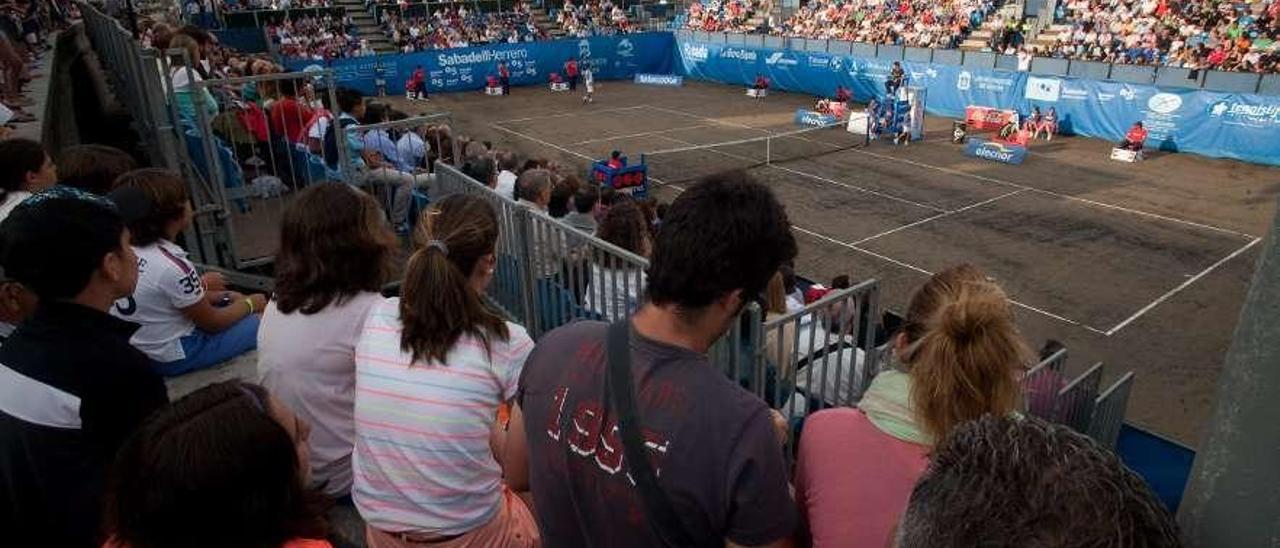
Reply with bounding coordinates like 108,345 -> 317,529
1179,198 -> 1280,547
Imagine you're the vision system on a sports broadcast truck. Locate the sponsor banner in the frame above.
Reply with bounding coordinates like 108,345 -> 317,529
795,109 -> 840,127
964,138 -> 1027,165
634,73 -> 683,86
285,32 -> 673,95
675,38 -> 1280,165
964,106 -> 1019,131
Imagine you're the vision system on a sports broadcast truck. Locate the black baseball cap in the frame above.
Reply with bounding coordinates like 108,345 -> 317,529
0,185 -> 151,300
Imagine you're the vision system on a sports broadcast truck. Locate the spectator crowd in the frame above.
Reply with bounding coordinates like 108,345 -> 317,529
213,0 -> 333,13
557,0 -> 634,36
1041,0 -> 1279,73
1,0 -> 65,136
270,14 -> 369,60
381,3 -> 546,52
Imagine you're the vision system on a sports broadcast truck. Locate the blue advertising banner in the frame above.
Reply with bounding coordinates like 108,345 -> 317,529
794,109 -> 840,127
964,138 -> 1027,164
634,73 -> 684,86
286,33 -> 674,96
675,38 -> 1280,165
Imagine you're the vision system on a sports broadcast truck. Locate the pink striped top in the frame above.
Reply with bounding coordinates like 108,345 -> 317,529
352,298 -> 533,535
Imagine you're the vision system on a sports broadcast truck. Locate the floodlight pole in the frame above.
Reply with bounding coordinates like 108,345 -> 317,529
1178,197 -> 1280,546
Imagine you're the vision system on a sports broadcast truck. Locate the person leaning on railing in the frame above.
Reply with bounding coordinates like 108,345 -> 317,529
793,263 -> 1030,548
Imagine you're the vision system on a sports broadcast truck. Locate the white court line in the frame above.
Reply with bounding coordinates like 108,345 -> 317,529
569,124 -> 713,145
1105,237 -> 1263,336
643,104 -> 773,133
850,189 -> 1026,245
495,105 -> 649,125
490,123 -> 598,161
649,132 -> 947,214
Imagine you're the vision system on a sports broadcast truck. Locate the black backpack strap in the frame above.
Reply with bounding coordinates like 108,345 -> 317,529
604,320 -> 695,548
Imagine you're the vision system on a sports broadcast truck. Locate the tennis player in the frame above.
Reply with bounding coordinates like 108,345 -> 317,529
582,66 -> 595,104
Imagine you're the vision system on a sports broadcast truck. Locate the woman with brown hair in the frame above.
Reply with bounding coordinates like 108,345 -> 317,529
793,264 -> 1030,548
583,199 -> 650,322
258,184 -> 397,499
353,194 -> 539,547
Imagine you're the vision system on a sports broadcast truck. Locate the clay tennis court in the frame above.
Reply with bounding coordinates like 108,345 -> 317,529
386,79 -> 1280,444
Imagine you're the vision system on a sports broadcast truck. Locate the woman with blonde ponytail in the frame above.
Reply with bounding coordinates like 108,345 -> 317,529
353,194 -> 541,547
793,264 -> 1030,548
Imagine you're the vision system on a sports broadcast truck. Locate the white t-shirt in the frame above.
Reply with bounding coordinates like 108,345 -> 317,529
112,239 -> 204,363
353,298 -> 534,534
0,190 -> 32,223
258,291 -> 381,497
495,170 -> 517,200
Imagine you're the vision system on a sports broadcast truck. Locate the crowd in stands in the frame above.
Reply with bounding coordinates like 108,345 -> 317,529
381,3 -> 546,52
270,14 -> 370,59
686,0 -> 770,32
558,0 -> 634,36
1,0 -> 65,136
773,0 -> 996,48
215,0 -> 333,13
0,114 -> 1189,544
1041,0 -> 1280,73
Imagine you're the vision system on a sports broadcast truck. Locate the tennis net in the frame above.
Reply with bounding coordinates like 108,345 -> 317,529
643,121 -> 864,185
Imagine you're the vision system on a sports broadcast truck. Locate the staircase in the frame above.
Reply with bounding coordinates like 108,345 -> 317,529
530,5 -> 566,39
334,0 -> 397,53
958,2 -> 1021,51
1027,22 -> 1071,53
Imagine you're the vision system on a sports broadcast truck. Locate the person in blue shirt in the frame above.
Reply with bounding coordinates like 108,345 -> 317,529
336,91 -> 428,232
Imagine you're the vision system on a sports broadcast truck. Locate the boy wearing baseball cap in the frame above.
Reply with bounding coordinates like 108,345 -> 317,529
0,186 -> 169,547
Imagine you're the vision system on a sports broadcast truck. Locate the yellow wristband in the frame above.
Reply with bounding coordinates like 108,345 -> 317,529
245,298 -> 255,315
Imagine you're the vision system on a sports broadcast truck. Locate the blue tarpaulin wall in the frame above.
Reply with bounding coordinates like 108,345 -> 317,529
675,39 -> 1280,166
283,32 -> 674,97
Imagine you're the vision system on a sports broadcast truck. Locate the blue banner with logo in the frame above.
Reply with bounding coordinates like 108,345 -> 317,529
284,32 -> 674,96
634,73 -> 683,86
795,109 -> 840,127
964,138 -> 1027,164
676,38 -> 1280,166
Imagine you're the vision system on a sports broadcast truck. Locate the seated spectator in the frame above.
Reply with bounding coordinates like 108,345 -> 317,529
354,194 -> 539,546
494,151 -> 518,200
110,169 -> 267,375
0,186 -> 169,546
762,270 -> 799,379
341,92 -> 429,232
512,170 -> 799,546
56,144 -> 137,195
564,184 -> 599,234
1024,106 -> 1042,132
258,184 -> 396,499
548,177 -> 577,218
103,380 -> 332,548
606,150 -> 624,169
584,199 -> 650,321
1120,120 -> 1147,151
168,34 -> 218,122
1034,106 -> 1058,140
898,415 -> 1182,547
397,123 -> 431,171
269,78 -> 314,145
794,263 -> 1029,548
0,138 -> 57,220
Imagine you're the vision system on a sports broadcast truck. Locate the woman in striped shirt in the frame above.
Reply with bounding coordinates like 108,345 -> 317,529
353,194 -> 540,547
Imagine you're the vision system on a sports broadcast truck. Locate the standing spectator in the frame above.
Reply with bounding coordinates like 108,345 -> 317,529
512,171 -> 799,546
563,184 -> 599,234
0,186 -> 169,547
794,263 -> 1029,548
898,415 -> 1182,547
0,138 -> 57,221
354,194 -> 539,546
56,144 -> 137,196
102,381 -> 333,548
258,184 -> 396,499
111,169 -> 267,375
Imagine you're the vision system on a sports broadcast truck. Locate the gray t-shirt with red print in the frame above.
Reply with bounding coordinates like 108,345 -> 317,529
517,320 -> 797,547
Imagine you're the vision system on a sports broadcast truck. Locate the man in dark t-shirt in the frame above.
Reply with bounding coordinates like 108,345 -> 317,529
514,171 -> 800,547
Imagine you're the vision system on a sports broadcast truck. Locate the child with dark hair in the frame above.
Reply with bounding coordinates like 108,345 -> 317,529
110,168 -> 267,376
0,186 -> 168,547
354,194 -> 539,545
56,144 -> 137,195
0,138 -> 57,221
258,184 -> 397,499
103,380 -> 331,548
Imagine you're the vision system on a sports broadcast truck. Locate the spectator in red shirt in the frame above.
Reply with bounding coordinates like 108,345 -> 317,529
835,85 -> 851,103
498,62 -> 511,95
406,65 -> 427,101
565,57 -> 579,91
1120,121 -> 1148,151
753,73 -> 770,90
268,79 -> 313,145
606,150 -> 624,169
